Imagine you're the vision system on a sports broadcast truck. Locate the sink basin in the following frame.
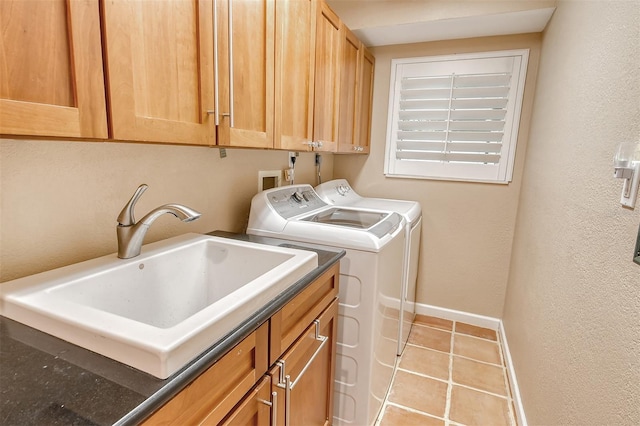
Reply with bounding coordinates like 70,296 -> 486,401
0,233 -> 318,378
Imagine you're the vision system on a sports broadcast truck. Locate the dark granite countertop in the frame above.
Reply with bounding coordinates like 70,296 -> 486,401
0,232 -> 344,426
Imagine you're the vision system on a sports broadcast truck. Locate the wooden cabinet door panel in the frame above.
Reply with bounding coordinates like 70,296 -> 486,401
272,299 -> 338,426
268,365 -> 286,426
0,0 -> 107,138
274,0 -> 316,151
270,263 -> 339,364
142,322 -> 269,425
357,47 -> 375,154
312,1 -> 341,152
102,0 -> 215,145
217,0 -> 274,148
220,376 -> 273,426
337,26 -> 361,153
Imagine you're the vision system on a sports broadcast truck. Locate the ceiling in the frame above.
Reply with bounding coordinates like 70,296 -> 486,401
325,0 -> 556,47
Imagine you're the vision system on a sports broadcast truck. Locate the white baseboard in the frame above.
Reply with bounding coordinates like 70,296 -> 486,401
414,303 -> 527,426
500,321 -> 528,426
414,302 -> 501,330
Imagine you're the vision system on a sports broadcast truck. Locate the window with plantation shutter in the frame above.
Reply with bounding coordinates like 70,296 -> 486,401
384,50 -> 529,183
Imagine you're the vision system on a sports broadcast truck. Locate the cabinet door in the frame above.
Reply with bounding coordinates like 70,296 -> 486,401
312,1 -> 341,153
142,322 -> 269,425
217,0 -> 274,148
356,47 -> 375,154
102,0 -> 216,145
0,0 -> 107,139
274,0 -> 316,151
221,376 -> 274,426
272,299 -> 338,426
336,26 -> 361,153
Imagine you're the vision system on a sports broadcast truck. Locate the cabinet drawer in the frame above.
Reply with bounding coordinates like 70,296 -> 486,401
269,263 -> 339,364
142,322 -> 269,426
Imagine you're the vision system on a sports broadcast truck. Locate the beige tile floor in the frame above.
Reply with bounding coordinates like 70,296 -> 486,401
376,315 -> 517,426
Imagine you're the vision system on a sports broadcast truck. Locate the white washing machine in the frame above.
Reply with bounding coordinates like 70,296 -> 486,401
247,184 -> 406,426
315,179 -> 422,356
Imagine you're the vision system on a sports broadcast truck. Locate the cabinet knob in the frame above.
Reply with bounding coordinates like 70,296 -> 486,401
304,141 -> 323,149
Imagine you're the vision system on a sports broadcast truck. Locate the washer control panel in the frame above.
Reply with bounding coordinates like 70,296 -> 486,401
336,183 -> 352,196
266,185 -> 327,219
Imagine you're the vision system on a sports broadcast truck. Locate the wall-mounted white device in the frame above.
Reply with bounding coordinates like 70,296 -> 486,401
613,142 -> 640,208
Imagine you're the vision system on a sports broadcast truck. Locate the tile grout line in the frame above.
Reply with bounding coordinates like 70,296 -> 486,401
414,320 -> 499,344
395,366 -> 448,384
374,352 -> 401,426
385,401 -> 447,423
444,320 -> 455,425
406,340 -> 504,368
452,352 -> 506,368
382,317 -> 517,425
449,380 -> 512,400
394,365 -> 511,400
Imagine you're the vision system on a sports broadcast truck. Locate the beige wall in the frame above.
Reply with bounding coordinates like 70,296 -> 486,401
0,140 -> 333,282
334,33 -> 541,317
503,1 -> 640,424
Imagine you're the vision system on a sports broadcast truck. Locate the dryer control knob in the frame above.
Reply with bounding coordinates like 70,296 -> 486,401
291,191 -> 304,203
337,184 -> 350,196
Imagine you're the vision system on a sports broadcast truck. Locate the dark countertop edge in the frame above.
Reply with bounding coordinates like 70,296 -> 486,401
115,231 -> 345,425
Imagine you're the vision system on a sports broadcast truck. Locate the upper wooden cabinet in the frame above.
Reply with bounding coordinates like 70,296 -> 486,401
337,27 -> 374,154
356,47 -> 375,154
216,0 -> 274,149
217,0 -> 316,151
274,0 -> 317,151
337,25 -> 361,153
1,0 -> 372,153
101,0 -> 216,145
0,0 -> 108,139
312,1 -> 342,153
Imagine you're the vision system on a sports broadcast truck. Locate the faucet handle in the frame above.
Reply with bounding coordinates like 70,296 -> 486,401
117,184 -> 148,226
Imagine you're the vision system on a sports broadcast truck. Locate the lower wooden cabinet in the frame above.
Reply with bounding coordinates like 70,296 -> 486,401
142,262 -> 339,426
270,299 -> 338,426
141,322 -> 269,425
269,263 -> 339,365
221,376 -> 274,426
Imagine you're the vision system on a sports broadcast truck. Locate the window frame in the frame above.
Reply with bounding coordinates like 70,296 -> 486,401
383,49 -> 530,184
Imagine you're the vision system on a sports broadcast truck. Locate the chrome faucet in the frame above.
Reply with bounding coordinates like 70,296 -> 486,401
116,184 -> 201,259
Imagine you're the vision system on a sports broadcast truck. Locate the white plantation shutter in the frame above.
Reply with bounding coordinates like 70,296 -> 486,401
384,50 -> 529,183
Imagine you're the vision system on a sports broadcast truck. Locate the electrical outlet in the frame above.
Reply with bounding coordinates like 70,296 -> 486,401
288,151 -> 298,168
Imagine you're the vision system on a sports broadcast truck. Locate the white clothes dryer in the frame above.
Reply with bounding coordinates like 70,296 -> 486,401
247,184 -> 406,426
315,179 -> 422,356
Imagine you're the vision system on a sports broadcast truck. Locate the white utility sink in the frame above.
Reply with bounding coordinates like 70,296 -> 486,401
0,233 -> 318,378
